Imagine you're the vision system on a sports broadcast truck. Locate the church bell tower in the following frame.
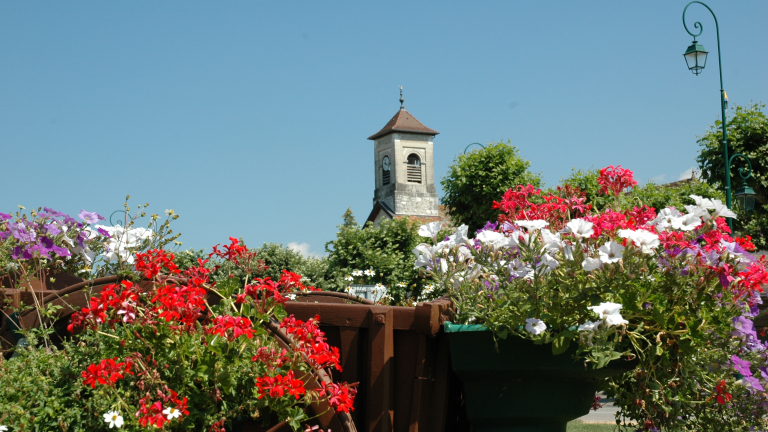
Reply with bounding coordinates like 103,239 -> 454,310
366,88 -> 440,226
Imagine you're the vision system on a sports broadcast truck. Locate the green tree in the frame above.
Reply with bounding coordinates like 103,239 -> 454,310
697,102 -> 768,248
253,243 -> 330,289
324,212 -> 440,301
441,140 -> 542,232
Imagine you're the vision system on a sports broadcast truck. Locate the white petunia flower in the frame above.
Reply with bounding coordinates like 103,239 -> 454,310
689,195 -> 715,209
710,200 -> 738,220
103,411 -> 124,429
448,224 -> 471,246
413,244 -> 436,269
588,302 -> 628,326
671,213 -> 702,231
598,241 -> 624,264
515,219 -> 549,231
525,318 -> 547,335
577,321 -> 601,332
564,219 -> 594,239
539,253 -> 559,271
650,208 -> 683,231
588,302 -> 623,317
418,221 -> 442,242
163,406 -> 182,420
508,259 -> 534,279
684,204 -> 710,221
582,257 -> 602,272
605,314 -> 629,327
618,229 -> 660,255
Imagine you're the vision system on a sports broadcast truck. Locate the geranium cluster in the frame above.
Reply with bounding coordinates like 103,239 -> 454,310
416,165 -> 768,431
63,238 -> 355,431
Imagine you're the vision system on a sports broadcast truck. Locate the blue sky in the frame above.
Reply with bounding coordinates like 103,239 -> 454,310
2,1 -> 767,256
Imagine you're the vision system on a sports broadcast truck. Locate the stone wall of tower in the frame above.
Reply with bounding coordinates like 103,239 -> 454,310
373,132 -> 438,217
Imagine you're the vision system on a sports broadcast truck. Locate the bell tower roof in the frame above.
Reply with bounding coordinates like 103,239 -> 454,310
367,87 -> 439,140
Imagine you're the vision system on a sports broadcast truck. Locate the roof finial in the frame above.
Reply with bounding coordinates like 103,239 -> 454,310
399,86 -> 404,110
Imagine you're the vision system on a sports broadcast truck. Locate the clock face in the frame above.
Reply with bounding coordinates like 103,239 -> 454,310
382,156 -> 391,171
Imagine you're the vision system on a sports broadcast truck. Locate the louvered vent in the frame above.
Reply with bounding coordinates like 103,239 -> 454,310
382,170 -> 390,185
407,154 -> 422,183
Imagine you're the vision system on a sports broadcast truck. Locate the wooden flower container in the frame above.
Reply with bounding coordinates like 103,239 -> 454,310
285,292 -> 462,432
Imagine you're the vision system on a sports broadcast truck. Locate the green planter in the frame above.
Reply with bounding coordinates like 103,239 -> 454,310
444,322 -> 634,432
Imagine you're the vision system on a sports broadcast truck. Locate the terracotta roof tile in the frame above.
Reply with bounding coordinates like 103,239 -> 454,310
368,109 -> 439,140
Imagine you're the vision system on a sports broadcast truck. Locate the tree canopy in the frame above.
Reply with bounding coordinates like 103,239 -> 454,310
440,140 -> 541,232
697,102 -> 768,249
324,212 -> 440,301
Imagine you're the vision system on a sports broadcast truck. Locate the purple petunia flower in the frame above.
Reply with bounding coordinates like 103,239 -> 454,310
78,210 -> 103,225
731,355 -> 753,377
477,221 -> 499,234
733,316 -> 756,338
7,222 -> 36,243
742,376 -> 765,394
51,244 -> 71,257
97,227 -> 112,238
0,212 -> 11,221
44,223 -> 62,236
760,366 -> 768,381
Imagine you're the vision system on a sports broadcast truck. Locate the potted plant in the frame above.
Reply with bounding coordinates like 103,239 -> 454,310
414,165 -> 768,431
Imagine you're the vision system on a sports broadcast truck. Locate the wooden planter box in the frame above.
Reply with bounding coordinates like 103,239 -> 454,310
286,292 -> 463,432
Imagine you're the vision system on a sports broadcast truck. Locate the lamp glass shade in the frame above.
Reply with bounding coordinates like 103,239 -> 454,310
684,42 -> 708,75
735,185 -> 757,211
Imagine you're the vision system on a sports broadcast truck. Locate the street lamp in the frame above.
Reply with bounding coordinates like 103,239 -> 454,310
682,1 -> 753,230
735,185 -> 756,212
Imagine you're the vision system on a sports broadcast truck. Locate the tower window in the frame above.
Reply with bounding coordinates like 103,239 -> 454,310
407,154 -> 422,183
382,156 -> 391,185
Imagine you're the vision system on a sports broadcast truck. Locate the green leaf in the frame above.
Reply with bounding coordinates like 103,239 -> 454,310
551,330 -> 573,355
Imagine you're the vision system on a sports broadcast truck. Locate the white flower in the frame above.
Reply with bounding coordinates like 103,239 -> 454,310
345,286 -> 354,294
671,213 -> 702,231
515,219 -> 549,231
413,244 -> 436,269
351,270 -> 363,276
564,219 -> 594,239
103,411 -> 124,429
650,208 -> 683,231
539,253 -> 559,271
684,204 -> 710,220
598,241 -> 624,264
588,302 -> 628,326
581,257 -> 602,271
0,427 -> 7,432
418,221 -> 442,242
475,230 -> 507,250
605,314 -> 629,327
448,224 -> 471,246
508,259 -> 534,279
163,406 -> 182,420
710,200 -> 738,220
577,321 -> 601,332
618,229 -> 660,254
345,275 -> 353,281
397,282 -> 406,287
689,195 -> 715,209
525,318 -> 547,335
287,294 -> 297,301
364,269 -> 376,277
373,283 -> 386,294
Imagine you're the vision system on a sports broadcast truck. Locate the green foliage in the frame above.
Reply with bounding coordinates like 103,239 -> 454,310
697,102 -> 768,248
252,243 -> 330,290
557,167 -> 724,213
441,140 -> 542,232
324,213 -> 438,301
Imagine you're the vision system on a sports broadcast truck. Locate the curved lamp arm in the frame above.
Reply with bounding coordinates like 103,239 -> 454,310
729,153 -> 753,180
463,143 -> 485,154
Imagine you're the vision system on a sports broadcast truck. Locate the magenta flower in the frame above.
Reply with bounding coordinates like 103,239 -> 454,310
731,355 -> 752,377
0,212 -> 11,221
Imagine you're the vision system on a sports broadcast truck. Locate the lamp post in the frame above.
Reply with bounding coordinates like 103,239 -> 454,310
682,1 -> 755,230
